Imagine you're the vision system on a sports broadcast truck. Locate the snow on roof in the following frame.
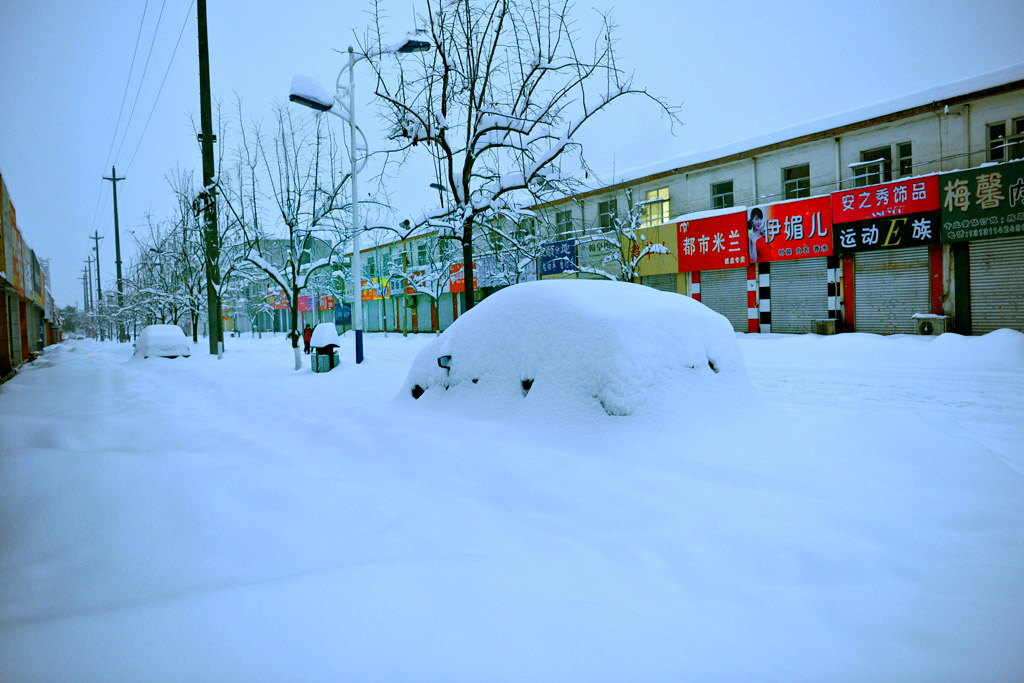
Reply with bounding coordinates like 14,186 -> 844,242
596,62 -> 1024,191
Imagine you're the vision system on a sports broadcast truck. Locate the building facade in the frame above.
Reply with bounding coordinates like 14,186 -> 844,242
1,171 -> 61,382
527,64 -> 1024,336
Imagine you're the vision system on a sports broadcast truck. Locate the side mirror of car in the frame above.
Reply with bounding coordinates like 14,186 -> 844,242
437,355 -> 451,370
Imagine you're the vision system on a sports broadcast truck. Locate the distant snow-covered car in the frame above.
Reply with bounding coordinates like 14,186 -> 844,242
134,324 -> 192,359
400,279 -> 756,418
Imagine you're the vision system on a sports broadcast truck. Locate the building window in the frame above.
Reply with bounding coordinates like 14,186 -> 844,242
854,146 -> 892,187
554,210 -> 573,238
597,199 -> 617,230
641,188 -> 669,227
897,142 -> 913,177
988,117 -> 1024,162
416,242 -> 428,266
711,181 -> 734,209
365,257 -> 376,278
782,164 -> 810,199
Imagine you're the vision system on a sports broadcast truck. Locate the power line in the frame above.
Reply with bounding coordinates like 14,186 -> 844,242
89,1 -> 151,238
112,0 -> 169,166
126,0 -> 197,174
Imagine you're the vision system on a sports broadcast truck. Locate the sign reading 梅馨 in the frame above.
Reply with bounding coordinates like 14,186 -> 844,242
940,160 -> 1024,243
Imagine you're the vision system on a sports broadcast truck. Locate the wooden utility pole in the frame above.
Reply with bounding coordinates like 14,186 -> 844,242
103,166 -> 126,341
90,232 -> 104,340
197,0 -> 221,355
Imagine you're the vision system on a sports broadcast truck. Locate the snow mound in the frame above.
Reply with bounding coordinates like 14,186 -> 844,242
133,325 -> 191,359
309,322 -> 341,348
400,280 -> 756,418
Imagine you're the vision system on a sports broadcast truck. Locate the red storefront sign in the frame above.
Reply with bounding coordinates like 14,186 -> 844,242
832,175 -> 938,222
272,290 -> 289,310
749,196 -> 832,263
832,175 -> 941,253
449,263 -> 478,293
319,294 -> 334,310
297,295 -> 313,312
676,209 -> 748,272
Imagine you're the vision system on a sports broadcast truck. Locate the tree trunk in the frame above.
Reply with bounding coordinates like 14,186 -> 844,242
462,231 -> 475,311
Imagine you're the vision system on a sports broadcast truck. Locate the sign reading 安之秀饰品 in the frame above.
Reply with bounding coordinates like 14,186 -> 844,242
831,175 -> 940,253
940,160 -> 1024,243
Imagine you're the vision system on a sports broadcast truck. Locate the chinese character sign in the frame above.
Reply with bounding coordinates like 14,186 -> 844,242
676,209 -> 748,272
540,239 -> 577,275
940,160 -> 1024,243
831,175 -> 940,253
748,197 -> 832,263
319,294 -> 335,310
449,263 -> 478,293
297,295 -> 313,312
272,290 -> 290,310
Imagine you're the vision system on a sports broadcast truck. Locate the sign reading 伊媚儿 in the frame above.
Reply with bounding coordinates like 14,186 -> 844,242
831,175 -> 941,253
940,160 -> 1024,243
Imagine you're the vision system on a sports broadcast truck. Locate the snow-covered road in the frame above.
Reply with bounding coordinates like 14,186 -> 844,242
1,331 -> 1022,681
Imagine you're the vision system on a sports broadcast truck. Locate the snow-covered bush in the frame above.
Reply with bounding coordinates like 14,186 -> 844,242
133,325 -> 192,359
401,280 -> 756,418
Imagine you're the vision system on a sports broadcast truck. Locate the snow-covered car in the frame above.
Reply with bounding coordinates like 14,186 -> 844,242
400,279 -> 756,418
134,324 -> 192,359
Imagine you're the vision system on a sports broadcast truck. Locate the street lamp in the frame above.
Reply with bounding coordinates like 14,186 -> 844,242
289,35 -> 431,364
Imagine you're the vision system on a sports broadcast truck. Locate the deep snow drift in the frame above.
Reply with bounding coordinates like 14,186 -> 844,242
1,326 -> 1023,681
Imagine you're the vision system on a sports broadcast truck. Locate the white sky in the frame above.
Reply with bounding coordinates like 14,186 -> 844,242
1,0 -> 1022,307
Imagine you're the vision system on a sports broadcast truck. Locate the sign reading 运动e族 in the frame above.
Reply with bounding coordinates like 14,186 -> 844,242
831,175 -> 941,253
940,160 -> 1024,243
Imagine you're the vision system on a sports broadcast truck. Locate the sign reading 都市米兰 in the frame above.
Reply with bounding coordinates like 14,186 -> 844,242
831,175 -> 940,253
940,159 -> 1024,243
676,208 -> 748,272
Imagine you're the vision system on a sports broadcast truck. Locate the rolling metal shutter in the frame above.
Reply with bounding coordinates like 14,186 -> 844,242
854,247 -> 929,334
771,258 -> 827,334
700,268 -> 747,332
439,293 -> 455,330
417,295 -> 434,332
641,273 -> 678,294
970,236 -> 1024,334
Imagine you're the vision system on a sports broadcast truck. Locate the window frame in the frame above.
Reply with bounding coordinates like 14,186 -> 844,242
641,188 -> 670,228
988,117 -> 1024,163
782,164 -> 810,200
854,146 -> 893,187
597,198 -> 618,230
710,180 -> 734,209
554,209 -> 573,239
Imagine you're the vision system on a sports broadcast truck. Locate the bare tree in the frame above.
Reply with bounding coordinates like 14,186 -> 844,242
220,102 -> 350,370
362,0 -> 678,310
573,189 -> 671,282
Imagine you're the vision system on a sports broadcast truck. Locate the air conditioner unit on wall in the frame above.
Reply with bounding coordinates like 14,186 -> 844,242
912,314 -> 949,336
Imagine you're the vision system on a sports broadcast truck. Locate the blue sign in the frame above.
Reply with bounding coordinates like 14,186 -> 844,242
335,304 -> 352,326
540,239 -> 577,275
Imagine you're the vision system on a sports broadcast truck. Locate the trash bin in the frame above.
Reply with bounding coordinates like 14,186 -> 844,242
311,344 -> 340,372
309,322 -> 342,372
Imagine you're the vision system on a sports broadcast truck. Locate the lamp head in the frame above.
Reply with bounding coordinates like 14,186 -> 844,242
289,75 -> 333,112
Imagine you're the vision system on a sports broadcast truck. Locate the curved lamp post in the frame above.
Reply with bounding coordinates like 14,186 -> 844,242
289,35 -> 430,364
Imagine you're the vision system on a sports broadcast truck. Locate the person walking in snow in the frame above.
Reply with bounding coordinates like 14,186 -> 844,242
302,324 -> 313,354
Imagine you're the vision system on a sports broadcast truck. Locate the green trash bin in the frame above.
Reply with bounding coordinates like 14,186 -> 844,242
311,345 -> 340,372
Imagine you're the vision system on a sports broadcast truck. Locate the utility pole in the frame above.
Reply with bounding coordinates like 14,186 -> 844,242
197,0 -> 221,356
90,232 -> 104,340
103,166 -> 126,341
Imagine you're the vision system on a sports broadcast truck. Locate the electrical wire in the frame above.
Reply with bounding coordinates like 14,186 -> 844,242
126,0 -> 196,174
88,0 -> 150,238
112,0 -> 168,166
